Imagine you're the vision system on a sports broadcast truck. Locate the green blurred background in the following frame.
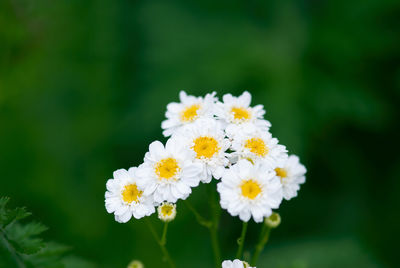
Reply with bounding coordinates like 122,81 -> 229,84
1,0 -> 399,267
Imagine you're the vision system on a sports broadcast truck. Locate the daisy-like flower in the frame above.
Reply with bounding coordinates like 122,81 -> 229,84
136,138 -> 203,203
174,118 -> 230,183
217,160 -> 283,223
274,154 -> 306,200
222,259 -> 255,268
161,91 -> 217,137
157,202 -> 177,222
105,168 -> 155,223
231,127 -> 287,167
215,91 -> 271,137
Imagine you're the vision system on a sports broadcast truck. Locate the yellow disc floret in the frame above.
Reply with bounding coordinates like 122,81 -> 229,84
180,104 -> 201,122
155,158 -> 180,180
241,179 -> 262,200
157,202 -> 177,222
122,184 -> 142,204
192,136 -> 220,159
161,204 -> 174,216
231,106 -> 250,121
275,167 -> 287,178
245,138 -> 268,157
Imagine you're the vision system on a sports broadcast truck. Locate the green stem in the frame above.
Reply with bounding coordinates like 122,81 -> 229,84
184,200 -> 212,228
0,228 -> 26,268
251,225 -> 271,266
161,222 -> 168,246
236,221 -> 248,259
207,183 -> 221,267
209,225 -> 221,267
145,218 -> 176,268
185,184 -> 222,267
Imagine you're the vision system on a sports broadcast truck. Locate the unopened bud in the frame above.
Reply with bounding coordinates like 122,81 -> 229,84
264,212 -> 281,228
157,202 -> 177,222
127,260 -> 144,268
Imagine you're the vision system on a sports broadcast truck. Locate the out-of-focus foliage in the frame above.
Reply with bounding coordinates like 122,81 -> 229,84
259,237 -> 381,268
0,0 -> 399,267
0,197 -> 93,268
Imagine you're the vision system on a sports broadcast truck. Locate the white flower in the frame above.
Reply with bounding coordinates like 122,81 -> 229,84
215,91 -> 270,137
222,259 -> 255,268
231,127 -> 287,167
157,202 -> 177,222
105,168 -> 155,223
274,154 -> 306,200
161,91 -> 217,137
217,160 -> 283,223
136,138 -> 203,203
174,118 -> 230,183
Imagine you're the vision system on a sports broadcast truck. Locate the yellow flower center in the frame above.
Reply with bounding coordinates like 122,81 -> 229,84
192,136 -> 220,159
245,138 -> 268,157
161,204 -> 174,216
122,184 -> 142,204
231,107 -> 250,121
155,158 -> 180,180
241,179 -> 262,200
275,168 -> 287,179
180,104 -> 200,122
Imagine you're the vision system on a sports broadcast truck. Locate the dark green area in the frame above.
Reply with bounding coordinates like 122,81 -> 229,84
0,197 -> 94,268
1,0 -> 399,267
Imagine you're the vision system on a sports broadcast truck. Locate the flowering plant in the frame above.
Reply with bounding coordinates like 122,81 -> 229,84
105,91 -> 306,268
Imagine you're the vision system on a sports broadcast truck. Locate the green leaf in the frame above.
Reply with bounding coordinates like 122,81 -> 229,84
6,222 -> 47,254
0,197 -> 31,228
0,197 -> 93,268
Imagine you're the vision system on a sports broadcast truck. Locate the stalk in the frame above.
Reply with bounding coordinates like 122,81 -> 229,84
0,228 -> 26,268
235,221 -> 248,259
251,225 -> 271,265
145,218 -> 176,268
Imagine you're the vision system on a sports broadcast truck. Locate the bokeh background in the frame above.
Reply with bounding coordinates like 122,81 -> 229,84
1,0 -> 399,267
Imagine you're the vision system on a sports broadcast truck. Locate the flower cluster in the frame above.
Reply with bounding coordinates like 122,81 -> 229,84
105,91 -> 306,224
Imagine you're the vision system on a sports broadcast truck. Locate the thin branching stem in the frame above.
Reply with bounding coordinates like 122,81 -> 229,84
145,218 -> 176,268
184,200 -> 212,228
251,225 -> 271,266
236,221 -> 248,259
184,184 -> 222,268
207,183 -> 222,267
160,222 -> 168,246
0,227 -> 26,268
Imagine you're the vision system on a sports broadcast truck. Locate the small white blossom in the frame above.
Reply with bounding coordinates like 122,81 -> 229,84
105,168 -> 155,223
161,91 -> 217,137
136,138 -> 203,203
274,154 -> 306,200
217,160 -> 283,223
222,259 -> 255,268
174,118 -> 230,183
230,127 -> 287,168
215,91 -> 270,138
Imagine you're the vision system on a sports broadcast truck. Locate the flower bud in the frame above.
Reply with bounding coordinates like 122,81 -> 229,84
127,260 -> 144,268
264,212 -> 281,228
157,202 -> 177,222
